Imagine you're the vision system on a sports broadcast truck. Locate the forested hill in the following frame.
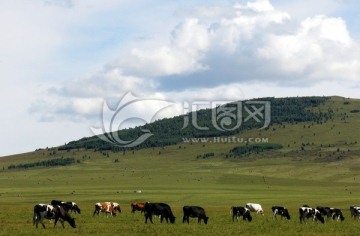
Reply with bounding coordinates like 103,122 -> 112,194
58,96 -> 341,152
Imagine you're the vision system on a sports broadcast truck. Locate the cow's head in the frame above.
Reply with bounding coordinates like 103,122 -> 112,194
169,216 -> 176,224
68,217 -> 76,228
244,211 -> 252,222
203,216 -> 209,224
283,209 -> 291,220
74,205 -> 81,214
315,212 -> 325,224
115,206 -> 121,213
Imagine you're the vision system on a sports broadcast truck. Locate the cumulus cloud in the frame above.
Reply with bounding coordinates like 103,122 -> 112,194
31,0 -> 360,124
257,15 -> 360,81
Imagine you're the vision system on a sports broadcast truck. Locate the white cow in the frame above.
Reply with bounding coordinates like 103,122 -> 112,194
245,203 -> 264,215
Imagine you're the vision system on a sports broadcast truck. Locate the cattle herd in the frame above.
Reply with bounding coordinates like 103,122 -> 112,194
32,200 -> 360,229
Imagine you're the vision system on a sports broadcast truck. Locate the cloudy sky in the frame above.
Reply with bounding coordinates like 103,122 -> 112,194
1,0 -> 360,156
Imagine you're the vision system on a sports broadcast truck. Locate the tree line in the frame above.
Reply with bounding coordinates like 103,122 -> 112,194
58,96 -> 332,152
7,157 -> 75,170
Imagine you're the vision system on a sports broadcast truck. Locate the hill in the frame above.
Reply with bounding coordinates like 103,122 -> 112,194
59,96 -> 333,151
1,96 -> 360,166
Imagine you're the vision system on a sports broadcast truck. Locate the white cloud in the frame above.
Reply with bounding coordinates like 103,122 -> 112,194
31,0 -> 360,124
257,15 -> 360,81
118,18 -> 210,77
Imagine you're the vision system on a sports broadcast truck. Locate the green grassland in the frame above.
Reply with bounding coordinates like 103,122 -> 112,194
1,96 -> 360,235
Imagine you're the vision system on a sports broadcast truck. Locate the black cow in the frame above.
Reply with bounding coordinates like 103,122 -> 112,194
299,206 -> 325,224
316,206 -> 332,219
182,206 -> 208,224
33,204 -> 76,228
272,206 -> 290,220
230,206 -> 252,222
331,208 -> 345,221
51,200 -> 81,214
144,202 -> 176,224
350,205 -> 360,219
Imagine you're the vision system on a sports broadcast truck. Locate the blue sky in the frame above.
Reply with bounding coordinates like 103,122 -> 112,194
1,0 -> 360,156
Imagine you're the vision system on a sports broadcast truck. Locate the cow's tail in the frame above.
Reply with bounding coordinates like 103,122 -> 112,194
33,212 -> 40,226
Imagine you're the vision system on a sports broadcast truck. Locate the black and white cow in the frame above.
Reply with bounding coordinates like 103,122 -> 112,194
33,204 -> 76,228
51,200 -> 81,214
350,205 -> 360,219
182,206 -> 208,224
272,206 -> 290,220
245,203 -> 264,215
230,206 -> 252,222
331,208 -> 345,221
144,202 -> 176,224
299,206 -> 325,224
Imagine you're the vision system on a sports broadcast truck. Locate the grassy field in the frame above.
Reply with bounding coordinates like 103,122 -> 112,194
0,96 -> 360,235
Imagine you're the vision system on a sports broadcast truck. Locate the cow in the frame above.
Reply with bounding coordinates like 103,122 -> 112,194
245,203 -> 264,215
350,205 -> 360,219
272,206 -> 290,220
182,206 -> 208,224
93,202 -> 121,217
51,200 -> 81,214
316,206 -> 345,222
131,202 -> 145,213
33,204 -> 76,229
230,206 -> 252,222
144,202 -> 175,224
316,206 -> 332,220
299,206 -> 325,224
331,208 -> 345,221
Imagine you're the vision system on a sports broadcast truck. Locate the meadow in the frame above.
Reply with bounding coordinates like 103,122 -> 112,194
1,96 -> 360,235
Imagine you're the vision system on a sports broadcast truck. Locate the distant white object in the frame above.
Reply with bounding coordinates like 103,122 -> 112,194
134,190 -> 142,193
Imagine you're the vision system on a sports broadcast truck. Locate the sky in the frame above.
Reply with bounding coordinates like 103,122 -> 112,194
1,0 -> 360,156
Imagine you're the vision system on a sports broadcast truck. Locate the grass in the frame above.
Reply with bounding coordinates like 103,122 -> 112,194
0,96 -> 360,235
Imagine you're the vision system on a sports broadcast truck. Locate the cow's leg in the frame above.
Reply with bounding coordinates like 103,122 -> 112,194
39,218 -> 45,229
198,217 -> 201,224
145,214 -> 153,224
273,210 -> 277,220
59,218 -> 65,228
182,215 -> 186,223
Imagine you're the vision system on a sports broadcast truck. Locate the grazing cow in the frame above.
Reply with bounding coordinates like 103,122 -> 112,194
144,202 -> 176,224
51,200 -> 81,214
182,206 -> 208,224
93,202 -> 121,217
316,206 -> 345,222
245,203 -> 264,215
331,208 -> 345,221
316,206 -> 332,220
350,205 -> 360,219
33,204 -> 76,229
131,202 -> 145,213
272,206 -> 291,220
230,206 -> 252,222
299,206 -> 325,224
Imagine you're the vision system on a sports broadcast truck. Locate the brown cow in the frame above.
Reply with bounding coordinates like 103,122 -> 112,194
93,202 -> 121,217
131,202 -> 145,213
